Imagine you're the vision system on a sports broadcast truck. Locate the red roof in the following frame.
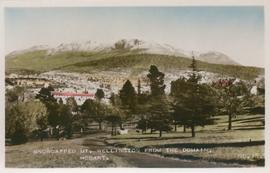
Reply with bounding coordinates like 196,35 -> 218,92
52,91 -> 94,97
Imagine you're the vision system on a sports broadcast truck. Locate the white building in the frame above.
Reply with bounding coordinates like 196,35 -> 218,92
52,91 -> 95,105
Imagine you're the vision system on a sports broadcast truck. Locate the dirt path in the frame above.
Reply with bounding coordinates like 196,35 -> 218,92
81,136 -> 241,168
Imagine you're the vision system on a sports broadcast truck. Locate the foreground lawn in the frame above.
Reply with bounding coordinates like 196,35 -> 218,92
105,114 -> 264,166
5,136 -> 130,168
6,114 -> 264,167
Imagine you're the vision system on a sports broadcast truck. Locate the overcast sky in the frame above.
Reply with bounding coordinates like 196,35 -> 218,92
5,7 -> 264,67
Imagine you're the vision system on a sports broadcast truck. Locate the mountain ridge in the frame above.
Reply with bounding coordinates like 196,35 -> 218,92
7,39 -> 240,66
5,48 -> 263,81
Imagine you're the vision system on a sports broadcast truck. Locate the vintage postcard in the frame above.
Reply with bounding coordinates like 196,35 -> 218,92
0,0 -> 269,172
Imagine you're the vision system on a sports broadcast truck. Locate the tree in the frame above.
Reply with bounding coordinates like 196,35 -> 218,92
171,77 -> 189,132
189,54 -> 197,72
172,80 -> 217,137
110,92 -> 122,107
213,78 -> 250,130
113,39 -> 131,50
35,85 -> 56,104
148,96 -> 172,137
57,104 -> 73,138
36,86 -> 59,127
147,65 -> 166,96
171,57 -> 217,137
95,88 -> 105,101
5,86 -> 25,103
81,99 -> 106,130
105,105 -> 123,136
119,80 -> 137,112
218,82 -> 245,130
6,100 -> 47,144
136,118 -> 148,134
146,65 -> 171,137
66,97 -> 78,113
93,102 -> 107,130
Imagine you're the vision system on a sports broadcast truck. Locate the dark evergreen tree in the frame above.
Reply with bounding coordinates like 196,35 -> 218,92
172,80 -> 217,137
35,85 -> 56,104
189,54 -> 197,72
146,65 -> 171,137
58,98 -> 64,105
119,80 -> 137,112
95,88 -> 105,101
136,118 -> 148,134
148,96 -> 172,137
36,86 -> 59,128
170,77 -> 189,132
147,65 -> 166,96
171,57 -> 217,137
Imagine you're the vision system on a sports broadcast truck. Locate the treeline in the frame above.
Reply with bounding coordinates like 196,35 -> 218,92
5,57 -> 264,144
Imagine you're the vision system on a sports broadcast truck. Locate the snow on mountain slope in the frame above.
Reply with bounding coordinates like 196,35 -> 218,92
7,39 -> 240,66
197,51 -> 240,65
7,45 -> 50,57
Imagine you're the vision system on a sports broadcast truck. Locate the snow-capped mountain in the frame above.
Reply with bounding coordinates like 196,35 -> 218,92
197,51 -> 240,65
47,41 -> 111,55
116,39 -> 188,57
7,39 -> 240,66
7,45 -> 50,56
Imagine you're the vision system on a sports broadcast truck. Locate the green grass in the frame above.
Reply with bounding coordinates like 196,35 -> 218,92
6,50 -> 264,80
5,114 -> 264,167
105,114 -> 265,166
5,136 -> 130,168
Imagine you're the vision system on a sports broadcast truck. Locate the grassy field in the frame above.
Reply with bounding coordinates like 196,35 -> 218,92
5,135 -> 130,168
5,114 -> 264,167
105,114 -> 265,166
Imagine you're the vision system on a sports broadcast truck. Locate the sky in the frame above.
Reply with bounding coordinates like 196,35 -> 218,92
5,7 -> 264,67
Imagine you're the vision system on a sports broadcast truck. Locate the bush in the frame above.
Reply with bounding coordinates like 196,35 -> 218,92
11,129 -> 28,145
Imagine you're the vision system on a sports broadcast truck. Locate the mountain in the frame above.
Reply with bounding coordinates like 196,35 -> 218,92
6,39 -> 264,80
7,45 -> 50,57
7,39 -> 239,66
197,51 -> 240,65
46,41 -> 111,55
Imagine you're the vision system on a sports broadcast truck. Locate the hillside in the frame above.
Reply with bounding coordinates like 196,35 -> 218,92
6,50 -> 263,80
5,49 -> 141,73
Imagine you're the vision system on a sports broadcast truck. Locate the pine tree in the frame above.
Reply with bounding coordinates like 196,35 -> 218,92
189,53 -> 197,72
148,96 -> 172,137
171,81 -> 217,137
147,65 -> 166,96
171,57 -> 217,137
119,80 -> 137,112
95,88 -> 105,101
146,65 -> 171,137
